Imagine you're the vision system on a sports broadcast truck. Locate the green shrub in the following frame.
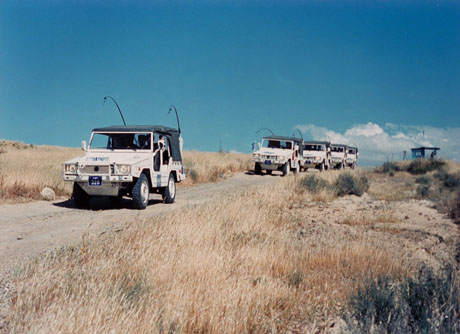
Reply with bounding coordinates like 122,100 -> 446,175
415,176 -> 431,185
334,173 -> 369,197
443,173 -> 460,189
407,159 -> 446,175
417,185 -> 431,198
343,268 -> 460,334
380,162 -> 402,174
300,175 -> 330,193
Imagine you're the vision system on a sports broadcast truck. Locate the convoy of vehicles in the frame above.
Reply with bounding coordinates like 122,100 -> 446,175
62,99 -> 359,208
252,137 -> 358,176
252,136 -> 303,176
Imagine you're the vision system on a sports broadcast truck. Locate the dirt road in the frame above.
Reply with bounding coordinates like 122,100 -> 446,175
0,172 -> 273,274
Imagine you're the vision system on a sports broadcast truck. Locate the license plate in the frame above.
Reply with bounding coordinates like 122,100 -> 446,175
89,176 -> 102,186
265,160 -> 271,165
306,160 -> 311,164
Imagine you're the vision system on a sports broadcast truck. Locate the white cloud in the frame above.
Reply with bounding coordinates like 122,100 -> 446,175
294,122 -> 460,165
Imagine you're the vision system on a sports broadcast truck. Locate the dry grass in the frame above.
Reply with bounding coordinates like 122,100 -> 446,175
341,210 -> 399,226
8,177 -> 407,333
182,151 -> 252,185
0,140 -> 80,203
0,141 -> 252,203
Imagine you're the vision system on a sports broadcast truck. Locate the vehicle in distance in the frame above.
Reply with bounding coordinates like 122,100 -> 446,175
330,144 -> 347,169
63,125 -> 185,209
253,136 -> 303,176
345,146 -> 358,169
302,141 -> 331,172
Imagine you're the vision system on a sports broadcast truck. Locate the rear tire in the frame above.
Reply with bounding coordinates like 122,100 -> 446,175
319,162 -> 325,172
282,162 -> 290,177
132,174 -> 150,209
254,162 -> 262,175
293,163 -> 300,174
162,173 -> 176,204
72,183 -> 90,209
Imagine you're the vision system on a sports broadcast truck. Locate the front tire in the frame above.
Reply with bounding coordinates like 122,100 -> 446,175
72,183 -> 90,209
293,163 -> 300,174
254,162 -> 262,175
132,174 -> 150,209
282,162 -> 290,177
162,173 -> 176,204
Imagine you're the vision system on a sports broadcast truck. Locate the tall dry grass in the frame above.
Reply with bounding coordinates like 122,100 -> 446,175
9,177 -> 407,333
182,151 -> 252,185
0,141 -> 81,203
0,141 -> 252,203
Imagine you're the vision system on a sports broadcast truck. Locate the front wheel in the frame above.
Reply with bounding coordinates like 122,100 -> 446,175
162,174 -> 176,203
72,183 -> 90,208
282,162 -> 290,177
254,162 -> 262,175
319,162 -> 325,172
132,174 -> 150,209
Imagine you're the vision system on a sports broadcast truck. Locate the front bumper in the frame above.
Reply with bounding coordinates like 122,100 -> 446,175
64,174 -> 133,196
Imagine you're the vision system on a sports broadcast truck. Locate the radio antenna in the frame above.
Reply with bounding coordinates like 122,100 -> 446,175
103,96 -> 126,126
168,105 -> 181,134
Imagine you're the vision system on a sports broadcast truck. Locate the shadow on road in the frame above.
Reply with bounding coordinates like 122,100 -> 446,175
53,197 -> 163,211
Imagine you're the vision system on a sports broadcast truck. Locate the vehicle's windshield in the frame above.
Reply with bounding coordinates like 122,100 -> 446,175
331,146 -> 344,153
90,133 -> 152,150
304,144 -> 325,151
262,139 -> 292,150
348,149 -> 356,154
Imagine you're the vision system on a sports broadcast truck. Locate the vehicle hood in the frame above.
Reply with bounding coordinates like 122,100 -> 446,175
331,152 -> 345,157
64,151 -> 151,165
303,150 -> 325,157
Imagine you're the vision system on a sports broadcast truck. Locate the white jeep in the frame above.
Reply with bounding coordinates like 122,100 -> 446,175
63,125 -> 186,209
253,136 -> 302,176
345,146 -> 358,169
330,144 -> 347,169
302,141 -> 331,172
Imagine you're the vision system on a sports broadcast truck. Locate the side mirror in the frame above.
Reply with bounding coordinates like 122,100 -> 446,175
81,140 -> 87,151
257,142 -> 261,149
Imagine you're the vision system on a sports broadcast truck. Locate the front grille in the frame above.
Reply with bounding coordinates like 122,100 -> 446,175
79,165 -> 110,175
262,155 -> 276,160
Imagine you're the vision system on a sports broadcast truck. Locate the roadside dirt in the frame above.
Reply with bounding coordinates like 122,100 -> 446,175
0,172 -> 275,333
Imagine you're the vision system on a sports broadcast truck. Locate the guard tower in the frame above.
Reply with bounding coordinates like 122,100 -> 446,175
411,147 -> 440,159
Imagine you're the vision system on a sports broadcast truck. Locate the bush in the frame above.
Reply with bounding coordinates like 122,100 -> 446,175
415,176 -> 431,185
443,173 -> 460,189
334,173 -> 369,197
343,268 -> 460,334
407,159 -> 446,175
300,175 -> 330,193
380,162 -> 402,174
417,185 -> 431,198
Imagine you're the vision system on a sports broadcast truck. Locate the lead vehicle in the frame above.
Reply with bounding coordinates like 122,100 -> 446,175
63,125 -> 186,209
253,136 -> 303,176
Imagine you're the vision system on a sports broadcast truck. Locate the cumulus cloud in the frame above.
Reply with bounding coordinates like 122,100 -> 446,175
294,122 -> 460,165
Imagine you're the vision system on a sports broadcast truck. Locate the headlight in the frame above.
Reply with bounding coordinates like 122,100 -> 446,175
277,156 -> 285,161
64,163 -> 78,174
314,157 -> 322,161
114,164 -> 131,175
253,153 -> 260,159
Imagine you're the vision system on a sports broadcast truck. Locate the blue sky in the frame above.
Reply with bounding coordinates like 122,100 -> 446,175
1,1 -> 459,164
